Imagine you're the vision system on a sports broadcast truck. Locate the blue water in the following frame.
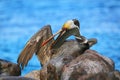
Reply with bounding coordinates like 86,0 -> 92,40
0,0 -> 120,75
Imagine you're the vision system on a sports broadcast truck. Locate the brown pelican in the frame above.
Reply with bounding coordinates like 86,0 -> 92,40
17,19 -> 96,69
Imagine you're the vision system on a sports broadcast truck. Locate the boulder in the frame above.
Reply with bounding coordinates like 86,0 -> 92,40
0,76 -> 37,80
76,70 -> 120,80
25,49 -> 116,80
61,49 -> 114,80
24,70 -> 40,80
0,59 -> 21,76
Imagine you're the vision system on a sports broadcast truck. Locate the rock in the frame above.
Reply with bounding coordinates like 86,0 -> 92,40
0,59 -> 21,76
0,76 -> 36,80
24,70 -> 40,80
61,49 -> 114,80
76,70 -> 120,80
34,49 -> 115,80
22,50 -> 116,80
47,63 -> 59,80
114,70 -> 120,79
21,49 -> 115,80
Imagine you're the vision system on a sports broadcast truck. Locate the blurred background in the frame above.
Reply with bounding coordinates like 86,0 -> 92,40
0,0 -> 120,75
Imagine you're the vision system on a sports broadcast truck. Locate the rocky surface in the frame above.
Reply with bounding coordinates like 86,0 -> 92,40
76,70 -> 120,80
24,70 -> 40,80
24,49 -> 120,80
0,50 -> 119,80
61,49 -> 114,80
0,76 -> 36,80
24,70 -> 120,80
0,59 -> 21,76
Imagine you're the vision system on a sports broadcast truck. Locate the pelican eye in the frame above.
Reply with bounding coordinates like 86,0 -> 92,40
72,19 -> 80,28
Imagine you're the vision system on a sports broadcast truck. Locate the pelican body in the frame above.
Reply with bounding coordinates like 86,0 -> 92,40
17,19 -> 96,71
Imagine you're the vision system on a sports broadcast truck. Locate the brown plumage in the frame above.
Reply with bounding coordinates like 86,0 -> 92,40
17,19 -> 91,69
17,25 -> 53,69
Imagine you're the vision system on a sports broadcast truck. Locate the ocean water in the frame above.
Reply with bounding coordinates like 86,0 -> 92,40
0,0 -> 120,75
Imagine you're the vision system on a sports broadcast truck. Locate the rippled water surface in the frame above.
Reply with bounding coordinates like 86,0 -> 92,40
0,0 -> 120,75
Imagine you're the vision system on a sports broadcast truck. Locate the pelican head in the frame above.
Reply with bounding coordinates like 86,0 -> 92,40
42,19 -> 86,49
61,19 -> 81,37
62,19 -> 79,30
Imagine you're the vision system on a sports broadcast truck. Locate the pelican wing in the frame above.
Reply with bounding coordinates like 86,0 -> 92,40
17,25 -> 53,69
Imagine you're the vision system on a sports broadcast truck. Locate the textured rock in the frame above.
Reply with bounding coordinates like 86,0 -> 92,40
0,76 -> 36,80
31,49 -> 115,80
61,49 -> 114,80
24,70 -> 40,80
24,70 -> 120,80
0,59 -> 21,76
21,49 -> 117,80
77,70 -> 120,80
